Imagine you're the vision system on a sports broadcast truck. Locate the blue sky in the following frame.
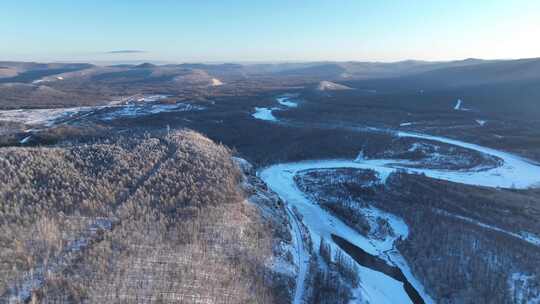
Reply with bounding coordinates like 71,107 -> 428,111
1,0 -> 539,62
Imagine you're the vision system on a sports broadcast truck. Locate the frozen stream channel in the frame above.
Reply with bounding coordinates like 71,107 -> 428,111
256,96 -> 540,303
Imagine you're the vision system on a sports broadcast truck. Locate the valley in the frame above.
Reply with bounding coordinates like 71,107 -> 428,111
3,1 -> 540,302
1,58 -> 540,303
257,96 -> 540,302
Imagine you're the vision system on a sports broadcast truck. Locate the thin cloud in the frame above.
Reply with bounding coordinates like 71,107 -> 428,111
106,50 -> 147,54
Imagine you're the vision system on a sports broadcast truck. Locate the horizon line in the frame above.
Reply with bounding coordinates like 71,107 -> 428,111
2,56 -> 539,66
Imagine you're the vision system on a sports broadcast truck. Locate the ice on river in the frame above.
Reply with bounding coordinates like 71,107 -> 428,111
252,107 -> 278,121
396,131 -> 540,189
259,162 -> 435,304
454,99 -> 463,110
252,96 -> 299,122
256,93 -> 540,304
258,121 -> 540,303
277,96 -> 298,108
476,119 -> 487,126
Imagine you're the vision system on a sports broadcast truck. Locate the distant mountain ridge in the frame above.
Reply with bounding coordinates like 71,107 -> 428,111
1,57 -> 539,110
1,58 -> 535,84
396,57 -> 540,87
341,57 -> 540,91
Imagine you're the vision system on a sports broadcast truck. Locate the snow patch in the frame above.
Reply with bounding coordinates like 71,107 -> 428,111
520,232 -> 540,247
355,150 -> 366,162
259,162 -> 433,304
454,98 -> 471,111
19,136 -> 32,144
258,124 -> 540,302
434,209 -> 540,247
99,103 -> 202,121
252,107 -> 278,122
317,81 -> 352,91
211,78 -> 223,86
232,156 -> 254,174
0,106 -> 103,127
476,119 -> 487,126
354,265 -> 414,304
277,97 -> 298,108
252,95 -> 301,122
135,94 -> 168,103
0,95 -> 204,127
5,218 -> 113,303
508,273 -> 540,304
454,99 -> 463,110
255,99 -> 540,302
396,131 -> 540,189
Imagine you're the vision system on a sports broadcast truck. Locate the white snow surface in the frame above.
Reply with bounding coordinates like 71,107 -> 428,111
286,207 -> 309,304
252,107 -> 278,121
252,96 -> 300,122
211,78 -> 224,86
0,96 -> 204,127
434,209 -> 540,247
135,94 -> 168,102
258,117 -> 540,303
396,131 -> 540,189
354,265 -> 414,304
19,136 -> 32,144
277,97 -> 298,108
268,241 -> 297,277
476,119 -> 487,126
259,161 -> 435,304
0,106 -> 102,126
99,103 -> 202,120
6,219 -> 113,303
454,99 -> 463,110
453,98 -> 471,111
317,81 -> 353,91
508,273 -> 540,304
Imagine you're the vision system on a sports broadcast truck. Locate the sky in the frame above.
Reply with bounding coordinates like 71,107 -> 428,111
1,0 -> 539,63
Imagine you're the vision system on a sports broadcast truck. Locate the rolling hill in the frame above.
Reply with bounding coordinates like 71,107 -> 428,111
0,130 -> 292,303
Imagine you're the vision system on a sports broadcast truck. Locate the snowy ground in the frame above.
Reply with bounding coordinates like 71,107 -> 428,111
257,100 -> 540,302
476,119 -> 487,126
285,206 -> 310,304
99,103 -> 203,121
4,218 -> 114,303
433,209 -> 540,247
400,122 -> 414,127
454,99 -> 463,110
508,273 -> 540,304
0,106 -> 105,127
260,162 -> 434,304
252,96 -> 299,122
0,95 -> 204,131
395,131 -> 540,189
277,96 -> 299,108
252,107 -> 278,121
253,99 -> 540,189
